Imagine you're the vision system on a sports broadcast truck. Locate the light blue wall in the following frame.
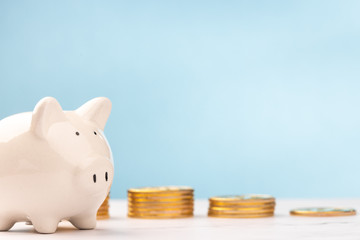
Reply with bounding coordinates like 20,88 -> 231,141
1,0 -> 360,199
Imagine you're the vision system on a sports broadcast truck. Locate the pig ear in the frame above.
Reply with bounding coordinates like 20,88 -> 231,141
30,97 -> 67,138
75,97 -> 112,130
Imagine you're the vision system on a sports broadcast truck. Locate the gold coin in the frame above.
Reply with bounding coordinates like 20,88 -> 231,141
128,212 -> 193,219
129,205 -> 193,211
128,211 -> 193,215
97,206 -> 109,209
98,205 -> 109,208
290,207 -> 356,217
97,208 -> 109,211
98,206 -> 109,210
97,211 -> 110,215
128,195 -> 193,202
128,193 -> 194,199
209,202 -> 275,208
209,202 -> 276,208
208,213 -> 274,218
129,207 -> 193,212
209,209 -> 274,214
128,200 -> 193,205
209,207 -> 274,213
98,209 -> 109,213
128,202 -> 194,209
128,215 -> 193,219
129,199 -> 193,205
128,196 -> 194,202
129,210 -> 193,216
128,192 -> 194,198
128,186 -> 193,194
97,208 -> 109,212
128,203 -> 193,209
97,215 -> 110,220
210,194 -> 275,204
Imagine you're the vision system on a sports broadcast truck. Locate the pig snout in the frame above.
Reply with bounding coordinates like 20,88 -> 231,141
75,158 -> 114,196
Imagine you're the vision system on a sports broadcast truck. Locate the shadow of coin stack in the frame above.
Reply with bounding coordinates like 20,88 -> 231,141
128,186 -> 194,219
208,194 -> 276,218
97,193 -> 110,220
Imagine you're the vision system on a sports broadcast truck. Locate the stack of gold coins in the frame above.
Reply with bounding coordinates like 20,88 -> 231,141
208,194 -> 276,218
128,186 -> 194,219
290,207 -> 356,217
97,193 -> 110,220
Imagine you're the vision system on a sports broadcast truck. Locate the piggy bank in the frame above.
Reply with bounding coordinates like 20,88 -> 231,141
0,97 -> 114,233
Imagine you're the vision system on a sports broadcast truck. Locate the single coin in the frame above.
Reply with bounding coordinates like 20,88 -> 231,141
128,186 -> 193,194
98,209 -> 109,213
97,212 -> 110,215
128,191 -> 193,197
128,211 -> 193,216
128,215 -> 193,219
129,205 -> 193,211
128,195 -> 193,201
97,215 -> 110,220
208,212 -> 274,218
98,207 -> 109,211
209,208 -> 274,214
209,203 -> 275,209
290,207 -> 356,217
128,193 -> 194,199
208,211 -> 274,216
129,210 -> 193,216
128,198 -> 194,204
128,202 -> 194,209
99,205 -> 110,209
128,200 -> 193,205
97,209 -> 109,212
98,206 -> 109,210
209,201 -> 275,208
128,212 -> 193,219
98,205 -> 110,208
210,194 -> 275,204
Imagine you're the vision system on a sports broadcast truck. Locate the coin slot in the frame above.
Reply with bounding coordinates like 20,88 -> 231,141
93,174 -> 97,183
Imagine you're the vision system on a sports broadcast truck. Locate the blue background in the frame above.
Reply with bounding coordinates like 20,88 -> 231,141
1,0 -> 360,199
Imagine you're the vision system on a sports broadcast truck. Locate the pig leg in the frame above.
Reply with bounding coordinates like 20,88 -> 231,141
30,216 -> 59,234
69,211 -> 97,230
0,219 -> 15,231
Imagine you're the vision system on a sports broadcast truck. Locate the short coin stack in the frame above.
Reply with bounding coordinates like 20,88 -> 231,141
97,193 -> 110,220
208,194 -> 276,218
128,186 -> 194,219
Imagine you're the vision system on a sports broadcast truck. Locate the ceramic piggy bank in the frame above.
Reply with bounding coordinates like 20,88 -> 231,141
0,97 -> 114,233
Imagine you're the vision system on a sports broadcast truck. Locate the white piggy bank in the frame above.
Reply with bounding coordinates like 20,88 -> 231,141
0,97 -> 114,234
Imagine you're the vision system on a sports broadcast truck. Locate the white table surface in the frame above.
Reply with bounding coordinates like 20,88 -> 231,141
2,199 -> 360,239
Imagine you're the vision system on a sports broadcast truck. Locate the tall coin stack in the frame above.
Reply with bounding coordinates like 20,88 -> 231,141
128,186 -> 194,219
208,194 -> 276,218
97,193 -> 110,220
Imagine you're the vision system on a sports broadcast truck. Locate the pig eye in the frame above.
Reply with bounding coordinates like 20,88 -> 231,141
75,132 -> 80,136
93,174 -> 96,183
94,131 -> 97,135
105,172 -> 108,181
